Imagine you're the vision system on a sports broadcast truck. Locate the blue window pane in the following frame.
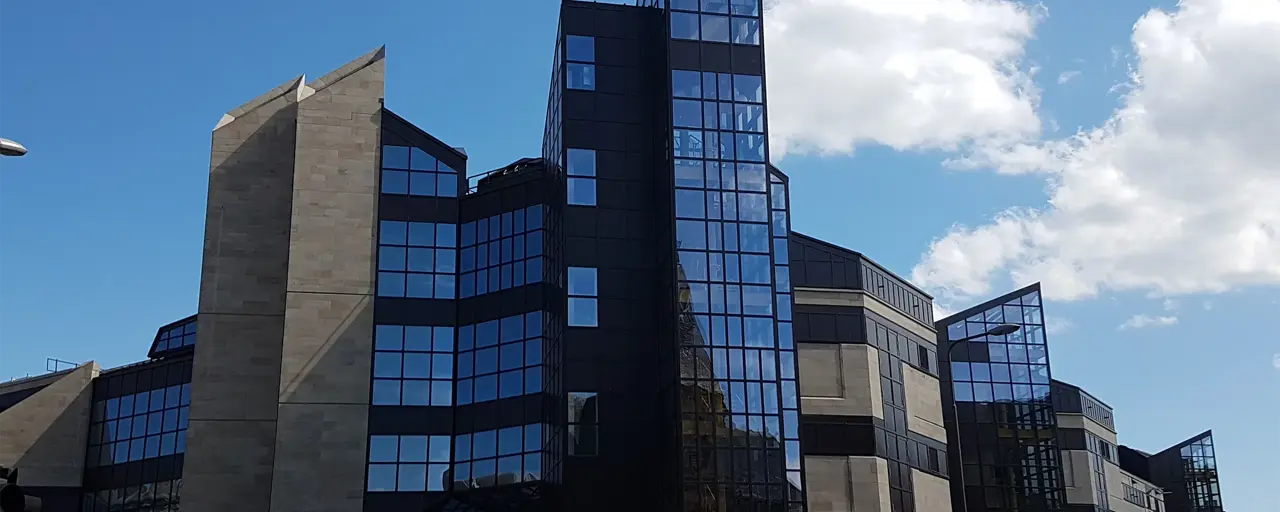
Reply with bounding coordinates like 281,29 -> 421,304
404,222 -> 433,247
373,380 -> 401,405
673,70 -> 702,98
410,172 -> 438,196
704,0 -> 730,13
457,380 -> 473,405
527,205 -> 544,230
369,435 -> 399,462
569,298 -> 599,327
568,267 -> 598,296
401,380 -> 430,406
160,432 -> 176,456
380,221 -> 407,245
971,362 -> 992,381
731,0 -> 760,16
732,17 -> 760,45
567,148 -> 596,177
527,257 -> 544,283
703,102 -> 720,133
743,286 -> 773,316
679,251 -> 709,281
498,426 -> 523,456
777,295 -> 792,320
775,266 -> 791,292
500,343 -> 523,371
565,35 -> 595,62
435,249 -> 456,273
132,416 -> 148,438
568,178 -> 597,206
380,247 -> 407,271
673,99 -> 703,128
403,353 -> 431,379
382,170 -> 409,194
676,220 -> 707,250
430,381 -> 452,407
739,193 -> 768,221
436,173 -> 457,197
144,436 -> 160,459
476,348 -> 499,375
525,338 -> 542,367
673,129 -> 704,158
739,224 -> 769,253
402,248 -> 431,272
474,430 -> 498,459
701,14 -> 730,42
134,392 -> 150,415
147,412 -> 163,434
398,464 -> 427,491
735,133 -> 766,162
437,224 -> 457,248
525,366 -> 543,393
676,189 -> 706,219
474,375 -> 498,403
382,146 -> 411,169
427,464 -> 449,492
722,192 -> 739,221
702,72 -> 720,100
735,104 -> 765,134
672,12 -> 699,40
974,383 -> 995,402
400,435 -> 428,463
409,147 -> 436,171
367,464 -> 397,492
671,0 -> 699,9
567,63 -> 595,90
399,326 -> 428,351
734,74 -> 764,103
773,211 -> 788,234
375,325 -> 404,350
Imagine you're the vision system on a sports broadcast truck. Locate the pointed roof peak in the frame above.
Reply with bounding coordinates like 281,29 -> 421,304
306,45 -> 386,92
214,74 -> 306,130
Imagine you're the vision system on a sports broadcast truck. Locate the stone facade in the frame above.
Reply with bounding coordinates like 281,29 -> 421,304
798,343 -> 883,419
184,47 -> 385,512
804,455 -> 891,512
902,364 -> 947,443
912,468 -> 952,512
0,363 -> 99,487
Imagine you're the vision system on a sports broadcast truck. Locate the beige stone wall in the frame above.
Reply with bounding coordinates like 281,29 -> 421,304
804,455 -> 891,512
1057,413 -> 1118,445
902,365 -> 947,443
794,288 -> 935,341
0,363 -> 98,487
911,468 -> 952,512
268,47 -> 384,512
799,343 -> 883,419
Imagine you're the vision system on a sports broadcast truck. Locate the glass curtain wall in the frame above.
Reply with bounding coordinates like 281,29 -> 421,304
942,286 -> 1066,511
666,1 -> 803,511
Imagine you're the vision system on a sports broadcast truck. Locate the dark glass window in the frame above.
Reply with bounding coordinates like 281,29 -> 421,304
381,145 -> 457,197
377,220 -> 457,299
366,435 -> 451,492
456,312 -> 545,405
371,325 -> 454,406
85,382 -> 190,469
565,35 -> 595,91
568,392 -> 598,456
459,205 -> 546,298
568,267 -> 599,327
454,424 -> 544,487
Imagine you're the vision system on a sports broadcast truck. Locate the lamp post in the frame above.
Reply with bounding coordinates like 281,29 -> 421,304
946,323 -> 1020,512
0,138 -> 27,157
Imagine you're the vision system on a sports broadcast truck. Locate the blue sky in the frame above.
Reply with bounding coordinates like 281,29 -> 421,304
1,0 -> 1276,509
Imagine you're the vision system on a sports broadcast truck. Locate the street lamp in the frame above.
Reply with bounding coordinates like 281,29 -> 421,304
945,323 -> 1020,512
0,138 -> 27,157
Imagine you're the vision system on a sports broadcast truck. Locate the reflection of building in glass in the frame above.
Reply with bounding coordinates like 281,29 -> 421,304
937,284 -> 1067,512
1119,431 -> 1226,512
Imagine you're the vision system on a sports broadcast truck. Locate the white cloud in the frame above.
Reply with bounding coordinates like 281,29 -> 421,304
1273,353 -> 1280,371
914,0 -> 1280,304
1162,298 -> 1178,311
1045,316 -> 1073,335
1202,301 -> 1214,310
1119,314 -> 1178,330
1056,70 -> 1081,84
764,0 -> 1042,157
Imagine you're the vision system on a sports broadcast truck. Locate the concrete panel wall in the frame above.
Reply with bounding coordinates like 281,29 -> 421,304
1063,449 -> 1096,505
1057,413 -> 1118,445
911,468 -> 952,512
184,79 -> 302,512
799,343 -> 883,419
794,288 -> 935,341
1105,461 -> 1163,512
0,363 -> 98,487
804,455 -> 891,512
268,48 -> 384,512
902,365 -> 947,443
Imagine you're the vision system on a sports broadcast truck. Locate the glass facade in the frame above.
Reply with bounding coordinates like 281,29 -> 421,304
381,145 -> 459,197
151,317 -> 195,353
459,206 -> 547,298
87,384 -> 190,467
940,285 -> 1066,512
81,479 -> 182,512
372,325 -> 455,406
376,220 -> 458,299
367,434 -> 452,492
456,312 -> 546,405
1178,434 -> 1223,511
667,2 -> 802,509
453,424 -> 545,488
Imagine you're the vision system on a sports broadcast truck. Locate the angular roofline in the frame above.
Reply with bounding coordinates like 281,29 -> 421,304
936,282 -> 1042,326
305,45 -> 385,92
382,108 -> 468,161
1051,378 -> 1115,410
789,232 -> 934,300
214,74 -> 307,130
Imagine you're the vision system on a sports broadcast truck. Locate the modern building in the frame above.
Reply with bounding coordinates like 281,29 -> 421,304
937,285 -> 1227,512
0,2 -> 1227,512
0,1 -> 947,512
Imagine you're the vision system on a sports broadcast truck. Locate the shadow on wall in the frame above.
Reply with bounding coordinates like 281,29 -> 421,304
0,363 -> 99,510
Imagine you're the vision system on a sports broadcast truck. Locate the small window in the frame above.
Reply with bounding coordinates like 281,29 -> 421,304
568,392 -> 598,456
567,63 -> 595,91
568,267 -> 599,327
671,12 -> 700,40
700,15 -> 731,43
566,35 -> 596,91
566,148 -> 598,206
918,345 -> 931,372
565,35 -> 595,63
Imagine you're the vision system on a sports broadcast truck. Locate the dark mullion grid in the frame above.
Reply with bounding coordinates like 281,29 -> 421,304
380,145 -> 460,198
455,312 -> 546,406
81,479 -> 183,512
459,205 -> 547,298
86,383 -> 191,468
